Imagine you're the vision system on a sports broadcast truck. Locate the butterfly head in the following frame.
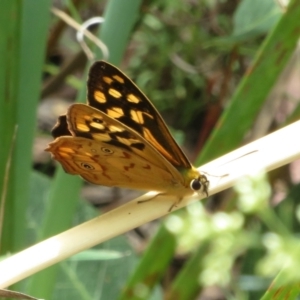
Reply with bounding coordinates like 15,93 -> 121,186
189,174 -> 209,197
182,167 -> 209,197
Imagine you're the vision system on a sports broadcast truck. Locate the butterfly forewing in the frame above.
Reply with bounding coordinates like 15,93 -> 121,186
87,61 -> 192,169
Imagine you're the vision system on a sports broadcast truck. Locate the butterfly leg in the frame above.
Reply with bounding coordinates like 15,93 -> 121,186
168,197 -> 183,212
137,192 -> 166,204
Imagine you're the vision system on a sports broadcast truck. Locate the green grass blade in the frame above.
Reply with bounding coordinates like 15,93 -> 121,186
0,0 -> 51,253
260,271 -> 300,300
96,0 -> 142,65
0,1 -> 20,252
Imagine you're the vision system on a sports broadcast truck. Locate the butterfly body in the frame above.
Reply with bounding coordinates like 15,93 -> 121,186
46,61 -> 209,205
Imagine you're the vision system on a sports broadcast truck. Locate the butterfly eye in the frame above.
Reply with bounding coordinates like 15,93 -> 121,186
190,178 -> 201,191
81,163 -> 95,170
101,147 -> 114,154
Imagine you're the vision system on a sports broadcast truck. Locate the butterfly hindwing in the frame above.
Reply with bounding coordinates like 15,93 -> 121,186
46,136 -> 183,193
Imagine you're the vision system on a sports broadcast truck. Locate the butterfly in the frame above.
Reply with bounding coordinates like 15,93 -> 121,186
46,61 -> 209,209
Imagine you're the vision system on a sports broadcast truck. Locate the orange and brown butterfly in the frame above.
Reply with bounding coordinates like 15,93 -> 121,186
46,61 -> 209,207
